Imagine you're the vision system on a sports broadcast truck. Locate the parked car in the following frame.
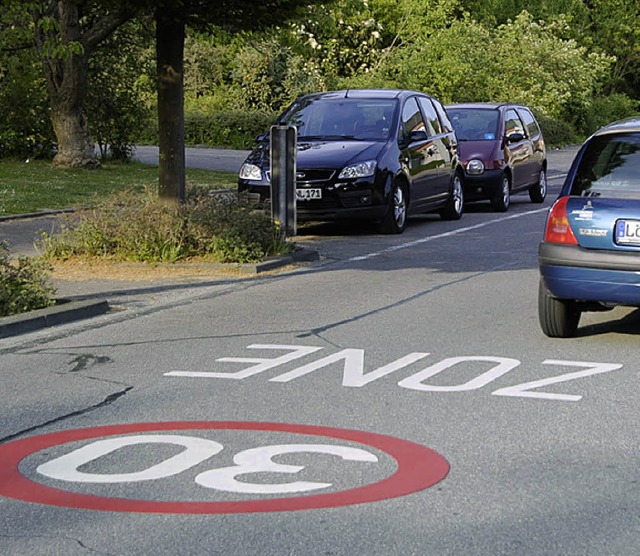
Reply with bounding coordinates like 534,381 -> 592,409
446,103 -> 547,211
238,89 -> 465,234
538,117 -> 640,337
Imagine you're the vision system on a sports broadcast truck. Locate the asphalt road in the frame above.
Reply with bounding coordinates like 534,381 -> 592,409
133,145 -> 250,173
0,147 -> 638,556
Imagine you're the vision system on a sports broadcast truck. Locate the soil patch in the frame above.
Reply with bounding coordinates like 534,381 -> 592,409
49,258 -> 247,282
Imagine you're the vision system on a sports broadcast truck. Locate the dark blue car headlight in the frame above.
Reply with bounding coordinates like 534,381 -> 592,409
239,163 -> 264,181
338,160 -> 377,179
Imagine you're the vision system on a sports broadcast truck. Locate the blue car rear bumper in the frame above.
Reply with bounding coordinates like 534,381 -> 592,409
539,242 -> 640,305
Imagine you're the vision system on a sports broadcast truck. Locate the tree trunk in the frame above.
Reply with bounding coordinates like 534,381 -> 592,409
156,6 -> 186,204
49,86 -> 98,168
41,3 -> 99,169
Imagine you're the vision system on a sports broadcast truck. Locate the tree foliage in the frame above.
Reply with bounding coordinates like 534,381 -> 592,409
1,0 -> 640,166
87,20 -> 155,160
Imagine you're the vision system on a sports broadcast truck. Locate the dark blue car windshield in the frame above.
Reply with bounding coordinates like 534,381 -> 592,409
279,98 -> 397,141
571,132 -> 640,199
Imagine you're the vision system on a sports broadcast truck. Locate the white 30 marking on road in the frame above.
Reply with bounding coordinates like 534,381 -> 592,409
37,435 -> 378,494
165,344 -> 623,402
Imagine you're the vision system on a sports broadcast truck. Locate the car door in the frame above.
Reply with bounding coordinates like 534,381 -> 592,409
398,96 -> 442,208
503,108 -> 533,189
421,97 -> 456,200
517,107 -> 545,185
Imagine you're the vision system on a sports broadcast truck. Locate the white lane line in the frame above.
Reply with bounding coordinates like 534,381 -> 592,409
348,207 -> 550,262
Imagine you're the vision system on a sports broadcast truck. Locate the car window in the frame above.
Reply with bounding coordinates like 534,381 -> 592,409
417,97 -> 442,136
400,97 -> 427,143
505,109 -> 525,138
518,108 -> 541,138
571,132 -> 640,199
433,100 -> 453,134
279,98 -> 396,140
448,108 -> 499,141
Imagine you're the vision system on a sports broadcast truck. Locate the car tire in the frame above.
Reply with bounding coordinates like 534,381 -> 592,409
491,173 -> 510,212
538,279 -> 581,338
440,172 -> 464,220
379,179 -> 407,234
529,168 -> 547,203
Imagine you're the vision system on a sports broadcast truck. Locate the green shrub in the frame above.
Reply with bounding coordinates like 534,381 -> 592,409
136,108 -> 278,149
188,189 -> 285,263
184,110 -> 277,149
580,94 -> 640,136
40,187 -> 290,265
536,114 -> 577,147
0,242 -> 56,317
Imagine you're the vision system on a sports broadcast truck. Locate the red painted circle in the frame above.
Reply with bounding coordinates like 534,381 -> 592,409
0,421 -> 449,514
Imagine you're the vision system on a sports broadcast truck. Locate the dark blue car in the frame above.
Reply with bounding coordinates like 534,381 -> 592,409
238,89 -> 464,234
538,117 -> 640,337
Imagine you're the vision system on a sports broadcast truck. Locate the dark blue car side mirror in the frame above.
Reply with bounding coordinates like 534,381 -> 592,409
409,129 -> 429,143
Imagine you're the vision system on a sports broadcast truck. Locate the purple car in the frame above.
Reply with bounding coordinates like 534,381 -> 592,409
538,117 -> 640,337
446,103 -> 547,211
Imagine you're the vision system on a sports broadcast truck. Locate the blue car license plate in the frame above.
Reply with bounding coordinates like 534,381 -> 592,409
615,219 -> 640,245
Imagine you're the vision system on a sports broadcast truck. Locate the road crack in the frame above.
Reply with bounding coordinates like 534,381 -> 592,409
0,386 -> 132,445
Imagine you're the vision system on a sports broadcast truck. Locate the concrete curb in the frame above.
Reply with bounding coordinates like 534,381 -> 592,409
0,209 -> 75,222
240,248 -> 320,273
0,300 -> 110,339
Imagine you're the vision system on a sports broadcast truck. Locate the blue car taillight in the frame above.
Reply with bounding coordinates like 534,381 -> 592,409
544,197 -> 578,245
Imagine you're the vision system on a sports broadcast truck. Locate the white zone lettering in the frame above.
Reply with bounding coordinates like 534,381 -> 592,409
397,356 -> 520,392
163,344 -> 624,402
165,344 -> 323,379
36,435 -> 378,495
491,360 -> 623,402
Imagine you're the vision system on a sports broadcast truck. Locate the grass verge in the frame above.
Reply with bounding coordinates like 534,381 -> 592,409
0,158 -> 237,215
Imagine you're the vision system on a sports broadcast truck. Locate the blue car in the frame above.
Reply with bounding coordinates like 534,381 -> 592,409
538,117 -> 640,337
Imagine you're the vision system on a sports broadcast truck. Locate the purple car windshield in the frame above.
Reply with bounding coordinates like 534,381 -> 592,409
448,108 -> 499,141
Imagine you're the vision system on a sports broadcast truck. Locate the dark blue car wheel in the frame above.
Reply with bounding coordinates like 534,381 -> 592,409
440,172 -> 464,220
378,180 -> 407,234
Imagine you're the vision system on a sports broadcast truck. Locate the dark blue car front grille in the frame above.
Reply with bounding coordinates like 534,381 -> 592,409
296,169 -> 336,184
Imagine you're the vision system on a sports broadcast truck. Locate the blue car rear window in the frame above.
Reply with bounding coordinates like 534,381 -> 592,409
572,132 -> 640,199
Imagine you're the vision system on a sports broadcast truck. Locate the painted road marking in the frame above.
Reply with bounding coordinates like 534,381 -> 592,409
0,422 -> 449,514
165,344 -> 624,402
347,207 -> 550,263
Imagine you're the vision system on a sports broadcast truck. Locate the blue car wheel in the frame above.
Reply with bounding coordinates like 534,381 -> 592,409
538,279 -> 582,338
